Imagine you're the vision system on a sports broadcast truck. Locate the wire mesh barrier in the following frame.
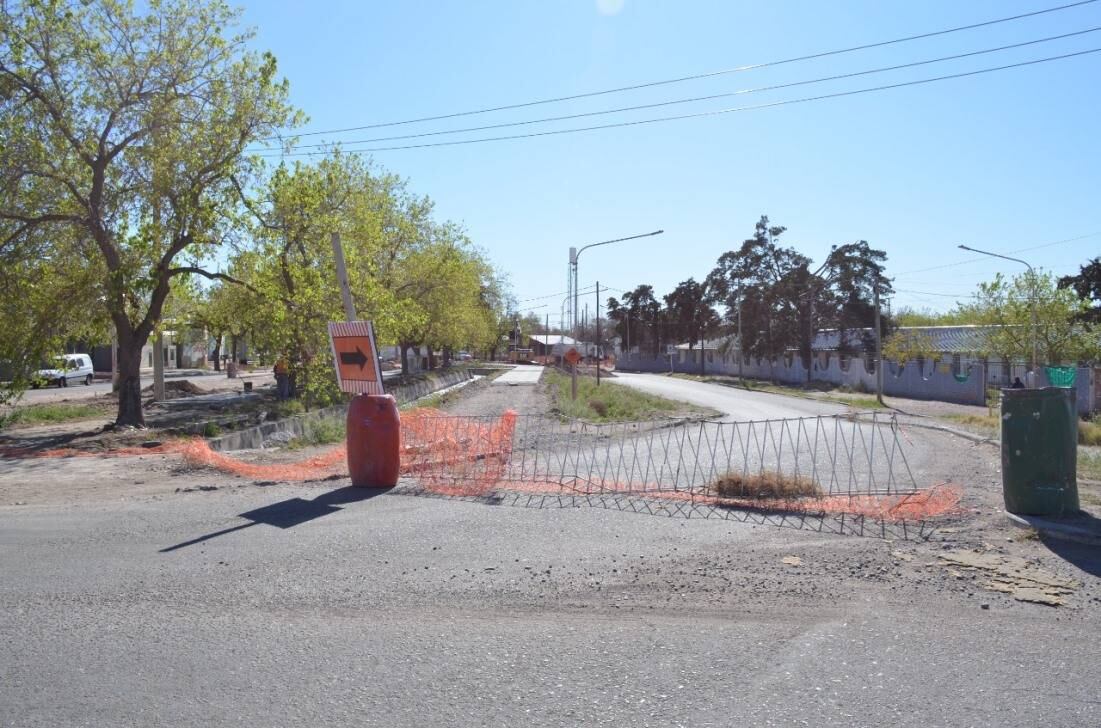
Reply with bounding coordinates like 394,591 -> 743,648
401,412 -> 918,497
396,410 -> 961,529
1,408 -> 962,531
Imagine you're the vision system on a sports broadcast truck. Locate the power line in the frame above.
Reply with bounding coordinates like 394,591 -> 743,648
893,231 -> 1101,276
258,0 -> 1099,141
258,47 -> 1101,156
259,27 -> 1101,151
517,285 -> 595,303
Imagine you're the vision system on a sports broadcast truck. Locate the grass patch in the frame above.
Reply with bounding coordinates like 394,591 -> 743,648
1080,451 -> 1101,482
546,368 -> 712,422
944,414 -> 1101,446
712,470 -> 823,499
1079,418 -> 1101,446
201,421 -> 222,438
0,402 -> 109,429
286,416 -> 346,449
943,413 -> 1000,437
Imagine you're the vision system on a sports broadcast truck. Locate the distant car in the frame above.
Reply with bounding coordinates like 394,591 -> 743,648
33,354 -> 94,388
457,351 -> 474,361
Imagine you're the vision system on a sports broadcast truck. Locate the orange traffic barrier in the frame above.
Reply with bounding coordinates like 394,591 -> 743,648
346,393 -> 401,488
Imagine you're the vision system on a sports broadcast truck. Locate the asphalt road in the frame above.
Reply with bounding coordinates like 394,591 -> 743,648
2,373 -> 1099,726
1,483 -> 1098,727
614,371 -> 844,420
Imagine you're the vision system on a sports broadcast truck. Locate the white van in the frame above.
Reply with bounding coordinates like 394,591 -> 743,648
34,354 -> 95,388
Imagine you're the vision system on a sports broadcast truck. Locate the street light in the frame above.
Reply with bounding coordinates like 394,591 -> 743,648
569,230 -> 664,339
957,244 -> 1038,378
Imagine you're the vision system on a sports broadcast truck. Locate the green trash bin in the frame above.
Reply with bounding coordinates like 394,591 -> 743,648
1001,386 -> 1079,516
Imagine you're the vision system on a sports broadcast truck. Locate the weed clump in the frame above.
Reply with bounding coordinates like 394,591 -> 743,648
712,470 -> 822,499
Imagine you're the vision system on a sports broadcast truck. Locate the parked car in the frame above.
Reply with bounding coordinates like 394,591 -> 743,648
457,351 -> 474,361
33,354 -> 94,388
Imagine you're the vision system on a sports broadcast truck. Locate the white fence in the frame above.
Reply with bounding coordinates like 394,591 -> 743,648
617,351 -> 1094,412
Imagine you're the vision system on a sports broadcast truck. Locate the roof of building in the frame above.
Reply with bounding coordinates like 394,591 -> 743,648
527,334 -> 578,346
812,325 -> 996,353
673,325 -> 1007,354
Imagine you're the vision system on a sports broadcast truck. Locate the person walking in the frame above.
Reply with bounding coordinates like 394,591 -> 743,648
274,357 -> 290,400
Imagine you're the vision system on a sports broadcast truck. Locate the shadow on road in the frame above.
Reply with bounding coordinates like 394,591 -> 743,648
1039,512 -> 1101,578
159,486 -> 388,553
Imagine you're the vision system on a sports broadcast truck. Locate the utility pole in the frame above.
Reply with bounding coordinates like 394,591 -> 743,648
736,293 -> 744,385
596,282 -> 601,386
874,284 -> 884,406
331,232 -> 357,321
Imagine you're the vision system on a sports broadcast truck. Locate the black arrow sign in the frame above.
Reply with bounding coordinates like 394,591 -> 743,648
339,346 -> 369,370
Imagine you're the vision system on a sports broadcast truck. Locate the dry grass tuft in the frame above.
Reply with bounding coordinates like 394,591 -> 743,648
712,470 -> 823,499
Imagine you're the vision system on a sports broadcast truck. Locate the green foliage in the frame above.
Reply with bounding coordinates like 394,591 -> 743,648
894,306 -> 978,327
663,278 -> 720,371
882,330 -> 941,366
286,416 -> 345,449
607,285 -> 664,355
0,0 -> 300,424
1058,257 -> 1101,325
708,216 -> 890,366
960,271 -> 1097,363
201,422 -> 222,438
230,152 -> 504,404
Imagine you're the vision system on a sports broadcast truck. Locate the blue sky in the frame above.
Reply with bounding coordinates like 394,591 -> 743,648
241,0 -> 1101,322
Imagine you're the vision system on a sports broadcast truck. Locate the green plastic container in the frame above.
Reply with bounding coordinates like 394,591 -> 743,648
1001,387 -> 1079,516
1044,366 -> 1076,388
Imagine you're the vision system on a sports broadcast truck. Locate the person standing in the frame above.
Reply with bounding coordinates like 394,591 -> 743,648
274,357 -> 290,400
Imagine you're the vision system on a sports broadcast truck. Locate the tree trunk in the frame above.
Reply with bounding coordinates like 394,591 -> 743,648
211,333 -> 222,371
699,340 -> 706,376
231,334 -> 239,362
115,341 -> 146,427
400,343 -> 410,376
442,346 -> 452,368
427,347 -> 437,371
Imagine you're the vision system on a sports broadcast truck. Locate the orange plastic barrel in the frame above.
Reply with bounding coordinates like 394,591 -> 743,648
346,394 -> 401,488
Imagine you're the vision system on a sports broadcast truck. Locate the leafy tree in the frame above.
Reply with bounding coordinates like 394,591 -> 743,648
606,284 -> 663,355
663,278 -> 720,375
894,306 -> 978,327
882,330 -> 940,367
710,217 -> 891,369
0,0 -> 298,424
710,216 -> 809,363
968,271 -> 1097,364
1059,257 -> 1101,325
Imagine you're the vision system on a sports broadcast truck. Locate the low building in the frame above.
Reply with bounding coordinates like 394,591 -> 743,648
526,334 -> 578,359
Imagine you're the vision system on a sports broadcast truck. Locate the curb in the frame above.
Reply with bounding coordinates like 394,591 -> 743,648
1005,512 -> 1101,546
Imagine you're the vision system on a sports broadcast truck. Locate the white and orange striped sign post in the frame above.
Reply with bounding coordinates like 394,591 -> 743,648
327,320 -> 385,395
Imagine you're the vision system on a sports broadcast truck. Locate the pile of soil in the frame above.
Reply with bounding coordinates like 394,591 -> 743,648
140,380 -> 207,397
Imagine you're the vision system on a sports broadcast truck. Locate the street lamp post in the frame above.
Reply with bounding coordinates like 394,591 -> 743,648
569,230 -> 664,339
957,244 -> 1038,379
